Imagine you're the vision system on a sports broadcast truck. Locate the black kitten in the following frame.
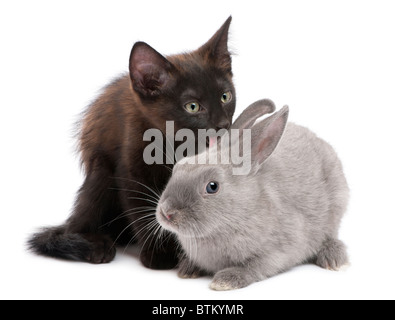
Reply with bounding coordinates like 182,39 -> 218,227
28,17 -> 236,269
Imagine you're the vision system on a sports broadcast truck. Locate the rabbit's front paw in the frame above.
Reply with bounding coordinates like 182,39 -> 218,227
315,238 -> 348,271
210,268 -> 251,291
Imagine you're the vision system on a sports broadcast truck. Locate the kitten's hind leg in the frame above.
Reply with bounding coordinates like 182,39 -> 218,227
315,238 -> 349,271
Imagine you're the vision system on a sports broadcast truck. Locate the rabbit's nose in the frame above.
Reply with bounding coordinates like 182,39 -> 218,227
161,209 -> 176,221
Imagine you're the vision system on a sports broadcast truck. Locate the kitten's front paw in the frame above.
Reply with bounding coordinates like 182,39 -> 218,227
83,234 -> 116,264
210,268 -> 251,291
140,247 -> 178,270
140,235 -> 179,269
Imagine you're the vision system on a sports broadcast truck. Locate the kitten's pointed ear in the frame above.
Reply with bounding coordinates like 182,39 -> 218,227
129,42 -> 175,98
250,106 -> 289,168
198,16 -> 232,73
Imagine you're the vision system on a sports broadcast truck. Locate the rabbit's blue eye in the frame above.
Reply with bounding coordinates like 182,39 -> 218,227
206,182 -> 219,194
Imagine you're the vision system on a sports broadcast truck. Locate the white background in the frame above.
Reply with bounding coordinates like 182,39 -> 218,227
1,0 -> 394,300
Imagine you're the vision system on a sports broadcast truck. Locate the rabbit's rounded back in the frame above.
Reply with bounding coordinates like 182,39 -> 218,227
267,122 -> 349,240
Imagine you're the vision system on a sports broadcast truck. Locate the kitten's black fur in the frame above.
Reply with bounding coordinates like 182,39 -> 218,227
28,17 -> 236,269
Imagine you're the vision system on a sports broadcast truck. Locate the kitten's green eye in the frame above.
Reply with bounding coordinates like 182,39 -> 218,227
185,102 -> 201,113
221,91 -> 232,104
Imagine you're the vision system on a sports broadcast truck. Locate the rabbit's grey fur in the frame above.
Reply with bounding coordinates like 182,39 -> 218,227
156,99 -> 349,290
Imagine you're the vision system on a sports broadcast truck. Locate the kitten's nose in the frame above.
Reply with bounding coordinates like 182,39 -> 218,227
216,119 -> 231,131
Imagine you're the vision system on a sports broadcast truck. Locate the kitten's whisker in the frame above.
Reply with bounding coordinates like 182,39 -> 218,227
127,196 -> 159,207
154,136 -> 176,167
152,176 -> 165,200
138,219 -> 162,258
128,217 -> 157,245
110,177 -> 161,200
121,208 -> 156,217
126,218 -> 157,254
158,164 -> 173,173
111,213 -> 155,248
109,187 -> 160,202
100,207 -> 155,228
165,133 -> 178,164
122,206 -> 156,214
153,224 -> 164,251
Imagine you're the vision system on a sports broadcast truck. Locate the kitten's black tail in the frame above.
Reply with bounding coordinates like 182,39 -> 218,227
27,226 -> 92,261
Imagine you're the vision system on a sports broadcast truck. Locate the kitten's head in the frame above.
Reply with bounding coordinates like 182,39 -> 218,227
129,16 -> 235,133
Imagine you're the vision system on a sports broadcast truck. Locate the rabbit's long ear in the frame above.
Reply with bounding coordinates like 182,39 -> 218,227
231,99 -> 276,130
250,105 -> 289,168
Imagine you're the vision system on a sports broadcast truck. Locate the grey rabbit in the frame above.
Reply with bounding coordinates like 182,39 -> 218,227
155,99 -> 349,290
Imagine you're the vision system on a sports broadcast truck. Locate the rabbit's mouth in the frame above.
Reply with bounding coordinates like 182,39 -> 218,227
156,207 -> 180,233
157,207 -> 202,238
